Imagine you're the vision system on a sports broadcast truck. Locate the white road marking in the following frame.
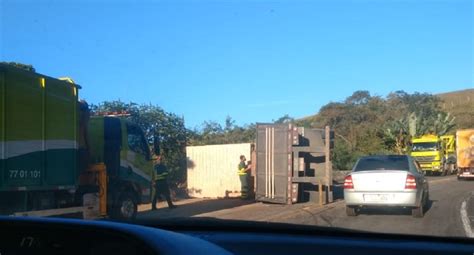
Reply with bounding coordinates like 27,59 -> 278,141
460,198 -> 474,238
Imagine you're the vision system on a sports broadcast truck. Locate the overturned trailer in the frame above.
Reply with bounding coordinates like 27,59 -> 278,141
255,124 -> 334,205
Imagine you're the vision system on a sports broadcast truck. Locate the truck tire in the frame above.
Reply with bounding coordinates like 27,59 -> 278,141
112,192 -> 137,220
346,206 -> 358,216
442,163 -> 448,176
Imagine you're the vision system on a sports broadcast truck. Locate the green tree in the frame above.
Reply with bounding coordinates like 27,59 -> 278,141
189,117 -> 256,145
430,112 -> 456,135
1,62 -> 36,72
384,118 -> 410,154
311,90 -> 453,166
332,138 -> 358,170
273,114 -> 294,124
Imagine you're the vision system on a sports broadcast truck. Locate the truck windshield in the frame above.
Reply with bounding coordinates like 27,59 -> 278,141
412,142 -> 438,152
353,156 -> 409,171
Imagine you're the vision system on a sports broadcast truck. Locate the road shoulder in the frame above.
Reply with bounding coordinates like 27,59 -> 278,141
460,192 -> 474,238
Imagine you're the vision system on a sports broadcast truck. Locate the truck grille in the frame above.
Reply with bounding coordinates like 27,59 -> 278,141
414,156 -> 436,162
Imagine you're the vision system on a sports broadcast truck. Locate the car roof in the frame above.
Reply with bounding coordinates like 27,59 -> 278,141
359,155 -> 409,160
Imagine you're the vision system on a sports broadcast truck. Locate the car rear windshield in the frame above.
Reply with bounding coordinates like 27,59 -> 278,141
353,156 -> 409,171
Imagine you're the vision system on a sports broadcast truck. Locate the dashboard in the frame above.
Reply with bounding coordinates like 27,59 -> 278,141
0,217 -> 473,255
0,217 -> 229,255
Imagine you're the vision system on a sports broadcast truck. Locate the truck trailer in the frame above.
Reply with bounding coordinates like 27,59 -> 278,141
456,129 -> 474,180
255,124 -> 333,205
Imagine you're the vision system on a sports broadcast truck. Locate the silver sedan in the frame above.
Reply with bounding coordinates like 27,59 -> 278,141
344,155 -> 429,218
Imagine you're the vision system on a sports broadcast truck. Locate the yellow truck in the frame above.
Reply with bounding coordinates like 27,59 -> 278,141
456,129 -> 474,180
410,134 -> 456,176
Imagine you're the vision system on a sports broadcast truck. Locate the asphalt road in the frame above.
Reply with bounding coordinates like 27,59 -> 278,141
138,175 -> 474,238
306,176 -> 474,238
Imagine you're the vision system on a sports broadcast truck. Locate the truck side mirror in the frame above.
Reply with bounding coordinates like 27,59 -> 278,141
153,137 -> 161,156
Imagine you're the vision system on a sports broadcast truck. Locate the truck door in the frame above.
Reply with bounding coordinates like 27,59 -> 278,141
120,122 -> 153,203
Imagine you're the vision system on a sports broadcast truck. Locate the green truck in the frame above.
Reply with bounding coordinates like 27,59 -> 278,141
0,63 -> 154,219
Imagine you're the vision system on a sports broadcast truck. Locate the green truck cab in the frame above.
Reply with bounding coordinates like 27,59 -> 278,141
0,63 -> 153,219
87,116 -> 154,218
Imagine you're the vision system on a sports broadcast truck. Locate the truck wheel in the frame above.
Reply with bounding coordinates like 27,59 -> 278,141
442,164 -> 448,176
346,206 -> 358,216
113,192 -> 137,220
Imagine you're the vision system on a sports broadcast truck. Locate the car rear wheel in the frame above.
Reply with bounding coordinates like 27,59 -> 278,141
423,191 -> 430,211
346,206 -> 358,216
412,192 -> 427,218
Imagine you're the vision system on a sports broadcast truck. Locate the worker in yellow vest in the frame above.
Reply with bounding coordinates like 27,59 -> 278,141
151,155 -> 177,210
238,155 -> 251,199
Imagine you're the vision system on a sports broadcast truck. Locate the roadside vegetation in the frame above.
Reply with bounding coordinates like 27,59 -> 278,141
92,89 -> 463,188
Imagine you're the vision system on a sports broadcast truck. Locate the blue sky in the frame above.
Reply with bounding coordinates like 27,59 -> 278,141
1,0 -> 472,128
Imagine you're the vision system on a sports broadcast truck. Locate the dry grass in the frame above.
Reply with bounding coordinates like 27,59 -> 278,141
437,89 -> 474,129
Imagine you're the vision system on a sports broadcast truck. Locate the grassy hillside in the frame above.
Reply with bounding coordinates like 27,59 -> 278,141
293,90 -> 473,169
297,89 -> 474,130
437,89 -> 474,129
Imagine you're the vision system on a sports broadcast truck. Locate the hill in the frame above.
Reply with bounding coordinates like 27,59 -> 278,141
297,89 -> 474,130
437,89 -> 474,129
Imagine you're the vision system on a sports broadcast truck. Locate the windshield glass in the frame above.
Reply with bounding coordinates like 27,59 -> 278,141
353,156 -> 409,171
2,0 -> 473,241
412,142 -> 439,152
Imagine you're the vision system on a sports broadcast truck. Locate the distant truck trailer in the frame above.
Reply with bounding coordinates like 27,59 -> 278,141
456,129 -> 474,180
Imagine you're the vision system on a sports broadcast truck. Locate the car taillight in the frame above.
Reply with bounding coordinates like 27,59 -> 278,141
405,174 -> 417,189
344,175 -> 354,189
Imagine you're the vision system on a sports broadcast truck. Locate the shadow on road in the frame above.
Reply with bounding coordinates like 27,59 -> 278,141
138,198 -> 255,219
425,199 -> 436,212
357,199 -> 437,216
